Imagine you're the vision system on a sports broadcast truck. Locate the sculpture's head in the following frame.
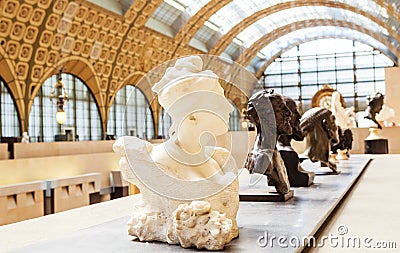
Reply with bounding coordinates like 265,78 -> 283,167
284,97 -> 303,141
152,56 -> 234,139
366,92 -> 384,115
300,107 -> 338,144
247,89 -> 292,136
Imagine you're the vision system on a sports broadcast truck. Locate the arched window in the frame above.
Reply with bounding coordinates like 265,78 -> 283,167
229,104 -> 241,131
261,39 -> 394,114
0,78 -> 20,137
107,85 -> 154,139
29,73 -> 102,142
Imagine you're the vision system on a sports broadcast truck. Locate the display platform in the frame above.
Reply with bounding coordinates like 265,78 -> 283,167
239,189 -> 294,202
7,156 -> 371,253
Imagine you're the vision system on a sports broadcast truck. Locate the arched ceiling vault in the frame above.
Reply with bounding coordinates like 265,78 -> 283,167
254,33 -> 399,79
209,1 -> 398,55
163,0 -> 398,51
236,19 -> 398,67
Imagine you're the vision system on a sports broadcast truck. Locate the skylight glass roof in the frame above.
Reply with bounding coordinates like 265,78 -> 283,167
207,0 -> 390,35
148,0 -> 211,35
233,6 -> 390,48
178,0 -> 211,16
150,2 -> 184,26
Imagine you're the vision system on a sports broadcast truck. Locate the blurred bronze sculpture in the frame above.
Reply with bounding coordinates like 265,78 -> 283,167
277,97 -> 315,187
363,92 -> 388,154
364,92 -> 384,129
245,89 -> 292,194
300,107 -> 339,172
331,126 -> 344,155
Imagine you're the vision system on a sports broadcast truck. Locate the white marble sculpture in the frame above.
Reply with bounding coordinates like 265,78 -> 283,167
330,91 -> 357,129
376,105 -> 395,126
21,132 -> 29,143
114,56 -> 239,250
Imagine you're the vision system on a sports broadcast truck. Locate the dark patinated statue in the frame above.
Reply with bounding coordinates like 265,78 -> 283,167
277,97 -> 315,187
364,92 -> 384,129
331,126 -> 344,155
245,89 -> 292,194
343,128 -> 353,157
300,107 -> 339,172
331,127 -> 354,155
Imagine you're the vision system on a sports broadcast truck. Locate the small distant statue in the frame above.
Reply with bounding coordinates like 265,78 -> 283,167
21,132 -> 29,143
277,97 -> 315,187
364,92 -> 384,129
331,126 -> 344,155
331,91 -> 357,128
330,127 -> 353,160
245,89 -> 292,194
376,104 -> 395,127
340,128 -> 354,159
300,107 -> 339,172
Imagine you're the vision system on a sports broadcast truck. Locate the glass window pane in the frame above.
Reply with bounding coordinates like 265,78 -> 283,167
336,83 -> 355,96
317,71 -> 336,84
337,70 -> 354,83
281,74 -> 298,86
301,72 -> 317,85
336,56 -> 353,70
357,68 -> 375,82
107,85 -> 155,139
1,79 -> 20,137
302,85 -> 319,100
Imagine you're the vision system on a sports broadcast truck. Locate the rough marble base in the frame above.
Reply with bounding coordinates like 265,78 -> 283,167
9,156 -> 371,253
239,189 -> 294,202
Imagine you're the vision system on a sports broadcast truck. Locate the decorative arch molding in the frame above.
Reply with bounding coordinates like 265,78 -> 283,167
254,35 -> 398,78
210,0 -> 397,55
236,19 -> 398,66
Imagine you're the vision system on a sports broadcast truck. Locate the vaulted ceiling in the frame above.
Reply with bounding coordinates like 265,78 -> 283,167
146,0 -> 400,75
0,0 -> 399,132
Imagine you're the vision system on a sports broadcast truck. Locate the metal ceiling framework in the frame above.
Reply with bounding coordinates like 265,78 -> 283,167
209,0 -> 399,55
149,0 -> 400,69
236,19 -> 398,66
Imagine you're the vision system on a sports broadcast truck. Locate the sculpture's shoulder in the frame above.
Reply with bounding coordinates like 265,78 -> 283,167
113,136 -> 153,157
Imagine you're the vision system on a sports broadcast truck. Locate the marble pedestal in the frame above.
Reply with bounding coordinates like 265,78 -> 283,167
364,139 -> 388,154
